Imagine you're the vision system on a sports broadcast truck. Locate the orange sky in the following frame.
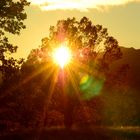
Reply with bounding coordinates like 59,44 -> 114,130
9,0 -> 140,59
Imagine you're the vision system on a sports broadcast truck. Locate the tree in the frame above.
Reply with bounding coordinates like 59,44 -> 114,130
0,0 -> 30,129
0,0 -> 30,83
22,17 -> 122,128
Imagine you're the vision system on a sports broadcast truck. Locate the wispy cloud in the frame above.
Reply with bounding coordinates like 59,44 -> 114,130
28,0 -> 140,11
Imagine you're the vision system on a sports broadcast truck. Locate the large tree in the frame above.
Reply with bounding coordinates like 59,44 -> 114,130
0,0 -> 30,82
0,0 -> 30,130
22,17 -> 122,128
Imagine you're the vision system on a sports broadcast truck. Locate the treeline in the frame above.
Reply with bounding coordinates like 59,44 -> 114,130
0,17 -> 139,132
0,0 -> 139,132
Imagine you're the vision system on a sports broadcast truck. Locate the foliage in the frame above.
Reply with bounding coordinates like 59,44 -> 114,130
0,16 -> 136,130
21,17 -> 123,128
0,0 -> 30,130
0,0 -> 30,82
41,17 -> 122,66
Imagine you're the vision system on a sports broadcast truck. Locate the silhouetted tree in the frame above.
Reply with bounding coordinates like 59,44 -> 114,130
22,17 -> 122,128
0,0 -> 30,130
0,0 -> 30,83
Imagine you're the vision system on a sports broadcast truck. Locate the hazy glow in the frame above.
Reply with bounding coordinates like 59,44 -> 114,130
80,74 -> 105,100
52,45 -> 72,68
80,74 -> 89,85
29,0 -> 140,11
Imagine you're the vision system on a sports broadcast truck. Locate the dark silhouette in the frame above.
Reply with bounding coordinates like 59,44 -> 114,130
21,17 -> 122,129
0,15 -> 140,140
0,0 -> 30,83
0,0 -> 30,133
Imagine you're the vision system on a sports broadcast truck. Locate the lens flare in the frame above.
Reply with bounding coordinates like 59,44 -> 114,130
80,74 -> 104,100
52,45 -> 72,68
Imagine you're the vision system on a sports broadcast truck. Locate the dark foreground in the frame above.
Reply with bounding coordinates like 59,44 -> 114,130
0,126 -> 140,140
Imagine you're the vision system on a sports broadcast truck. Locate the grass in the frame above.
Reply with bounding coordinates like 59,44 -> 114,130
0,126 -> 140,140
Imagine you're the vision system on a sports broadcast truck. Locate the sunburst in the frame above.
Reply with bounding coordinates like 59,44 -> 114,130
52,45 -> 72,68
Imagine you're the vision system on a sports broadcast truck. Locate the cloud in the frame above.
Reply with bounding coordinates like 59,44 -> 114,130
28,0 -> 140,11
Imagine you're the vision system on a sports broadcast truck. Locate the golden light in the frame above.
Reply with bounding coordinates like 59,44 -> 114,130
52,45 -> 72,68
28,0 -> 133,12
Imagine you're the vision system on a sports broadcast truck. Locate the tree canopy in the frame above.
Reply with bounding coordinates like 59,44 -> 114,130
20,17 -> 123,127
25,17 -> 122,90
27,17 -> 122,67
0,16 -> 138,130
0,0 -> 30,82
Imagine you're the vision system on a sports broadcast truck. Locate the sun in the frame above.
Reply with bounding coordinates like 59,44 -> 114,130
52,45 -> 72,68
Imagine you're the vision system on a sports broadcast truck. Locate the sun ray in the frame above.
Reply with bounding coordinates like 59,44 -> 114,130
34,67 -> 60,138
0,62 -> 54,99
66,67 -> 80,95
70,60 -> 92,77
66,65 -> 92,121
39,67 -> 60,127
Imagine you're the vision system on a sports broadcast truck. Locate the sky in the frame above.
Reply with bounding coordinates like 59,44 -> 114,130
10,0 -> 140,58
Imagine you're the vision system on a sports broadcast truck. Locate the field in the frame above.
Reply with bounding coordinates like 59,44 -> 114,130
0,126 -> 140,140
